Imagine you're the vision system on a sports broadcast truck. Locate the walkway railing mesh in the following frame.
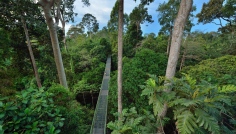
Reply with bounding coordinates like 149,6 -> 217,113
90,56 -> 111,134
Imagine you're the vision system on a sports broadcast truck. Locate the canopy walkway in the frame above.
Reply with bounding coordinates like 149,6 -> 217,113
90,55 -> 111,134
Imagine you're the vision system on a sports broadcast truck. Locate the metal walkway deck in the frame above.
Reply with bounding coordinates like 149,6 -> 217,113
90,56 -> 111,134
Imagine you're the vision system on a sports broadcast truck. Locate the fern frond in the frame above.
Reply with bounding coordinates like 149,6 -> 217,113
173,108 -> 188,120
146,78 -> 156,87
107,121 -> 123,132
192,89 -> 199,99
157,76 -> 166,85
194,127 -> 208,134
230,119 -> 236,125
218,85 -> 236,93
195,109 -> 220,134
147,74 -> 159,83
129,107 -> 137,115
212,95 -> 231,106
141,87 -> 154,96
170,98 -> 188,107
182,73 -> 197,88
132,117 -> 143,126
181,99 -> 202,107
221,125 -> 235,134
161,91 -> 176,102
170,98 -> 201,107
153,99 -> 164,116
121,108 -> 128,120
176,110 -> 198,134
111,130 -> 120,134
119,125 -> 132,133
148,93 -> 156,105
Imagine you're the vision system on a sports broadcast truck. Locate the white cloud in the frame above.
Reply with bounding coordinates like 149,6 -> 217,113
70,0 -> 140,30
73,0 -> 115,25
65,0 -> 219,35
65,23 -> 72,34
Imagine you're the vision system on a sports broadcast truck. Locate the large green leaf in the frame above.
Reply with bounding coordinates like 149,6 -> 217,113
176,111 -> 198,134
195,109 -> 220,134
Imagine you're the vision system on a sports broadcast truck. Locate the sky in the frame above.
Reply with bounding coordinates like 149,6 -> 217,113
65,0 -> 221,35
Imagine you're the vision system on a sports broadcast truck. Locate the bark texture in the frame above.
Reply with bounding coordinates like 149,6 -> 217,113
157,0 -> 193,133
117,0 -> 123,121
165,0 -> 192,80
38,0 -> 68,88
21,17 -> 42,88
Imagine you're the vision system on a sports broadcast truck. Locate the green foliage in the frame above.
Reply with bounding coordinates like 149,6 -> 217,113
129,4 -> 153,30
59,100 -> 94,134
107,1 -> 129,32
80,13 -> 99,36
0,29 -> 12,71
135,0 -> 154,5
0,87 -> 64,134
109,49 -> 167,115
64,37 -> 109,89
141,75 -> 175,117
157,0 -> 195,35
67,24 -> 85,38
134,49 -> 167,75
175,110 -> 198,134
107,107 -> 157,134
197,0 -> 236,33
48,84 -> 73,106
73,79 -> 97,93
123,23 -> 143,57
73,62 -> 105,93
47,84 -> 94,134
179,32 -> 236,68
181,55 -> 236,85
140,34 -> 168,54
194,109 -> 220,133
141,74 -> 236,134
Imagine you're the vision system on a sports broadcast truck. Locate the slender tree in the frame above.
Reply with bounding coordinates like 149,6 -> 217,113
118,0 -> 124,121
80,13 -> 99,38
37,0 -> 90,88
165,0 -> 192,79
157,0 -> 195,55
129,4 -> 154,32
67,23 -> 85,38
157,0 -> 193,133
107,1 -> 129,32
37,0 -> 68,88
21,17 -> 42,88
53,0 -> 89,51
0,0 -> 43,88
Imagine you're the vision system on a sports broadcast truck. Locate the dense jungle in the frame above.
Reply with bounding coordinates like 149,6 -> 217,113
0,0 -> 236,133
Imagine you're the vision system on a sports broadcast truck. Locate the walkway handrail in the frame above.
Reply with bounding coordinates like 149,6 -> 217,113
90,55 -> 111,134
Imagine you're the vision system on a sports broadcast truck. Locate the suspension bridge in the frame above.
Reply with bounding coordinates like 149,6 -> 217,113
90,55 -> 111,134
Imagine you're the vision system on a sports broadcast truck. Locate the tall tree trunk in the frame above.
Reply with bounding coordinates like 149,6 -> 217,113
21,17 -> 42,88
55,0 -> 68,52
166,0 -> 192,80
157,0 -> 193,133
118,0 -> 123,121
166,26 -> 172,55
38,0 -> 68,88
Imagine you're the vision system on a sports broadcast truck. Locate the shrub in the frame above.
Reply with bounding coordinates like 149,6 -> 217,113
0,87 -> 64,134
